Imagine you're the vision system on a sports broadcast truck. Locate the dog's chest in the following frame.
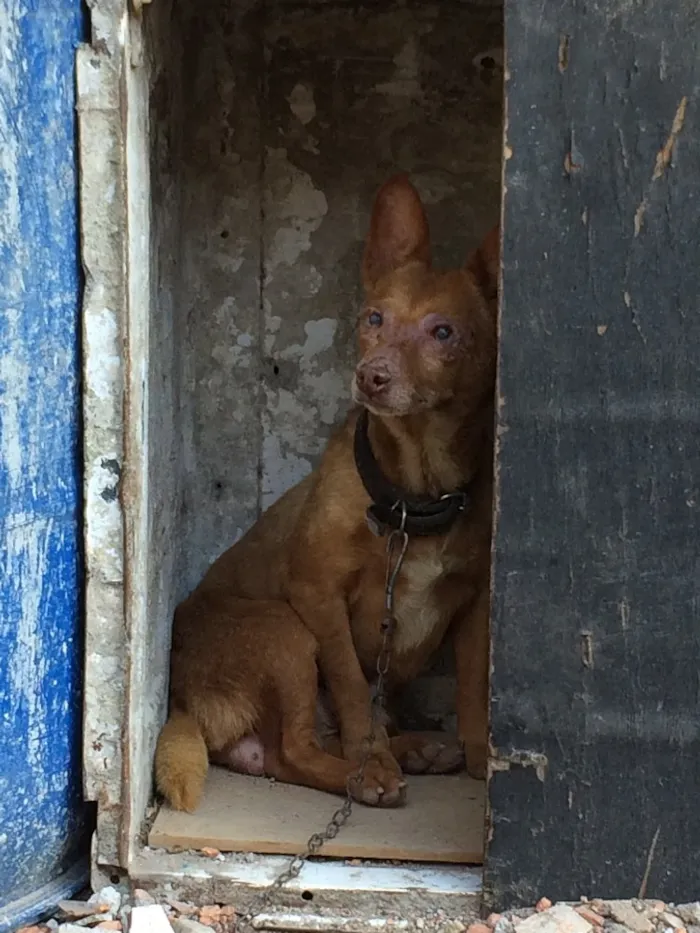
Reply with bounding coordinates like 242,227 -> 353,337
391,546 -> 452,655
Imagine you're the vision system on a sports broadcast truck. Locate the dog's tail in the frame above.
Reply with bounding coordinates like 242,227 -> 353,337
155,710 -> 208,812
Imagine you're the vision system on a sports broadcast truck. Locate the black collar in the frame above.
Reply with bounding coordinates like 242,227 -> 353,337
353,408 -> 473,538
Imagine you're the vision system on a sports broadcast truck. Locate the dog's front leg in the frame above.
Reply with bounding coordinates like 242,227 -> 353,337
288,585 -> 388,756
287,583 -> 405,802
453,585 -> 490,780
285,472 -> 405,800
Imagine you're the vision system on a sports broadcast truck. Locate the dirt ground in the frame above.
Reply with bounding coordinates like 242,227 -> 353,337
17,877 -> 700,933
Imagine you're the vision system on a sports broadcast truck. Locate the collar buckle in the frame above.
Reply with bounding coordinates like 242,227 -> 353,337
354,410 -> 474,538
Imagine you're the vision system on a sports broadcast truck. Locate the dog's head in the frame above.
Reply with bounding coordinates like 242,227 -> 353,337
352,174 -> 499,418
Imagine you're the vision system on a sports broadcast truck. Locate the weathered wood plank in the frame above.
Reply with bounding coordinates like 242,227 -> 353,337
488,0 -> 700,906
0,0 -> 89,916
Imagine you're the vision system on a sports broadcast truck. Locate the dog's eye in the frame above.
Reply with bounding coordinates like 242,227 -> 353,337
432,324 -> 453,341
367,309 -> 383,327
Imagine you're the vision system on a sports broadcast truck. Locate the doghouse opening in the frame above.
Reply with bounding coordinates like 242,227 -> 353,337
83,0 -> 502,884
143,0 -> 502,866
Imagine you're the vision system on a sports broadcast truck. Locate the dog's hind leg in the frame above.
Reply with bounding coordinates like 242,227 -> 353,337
389,731 -> 465,775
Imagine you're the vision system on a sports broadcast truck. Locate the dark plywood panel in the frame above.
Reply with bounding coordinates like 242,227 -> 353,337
488,0 -> 700,908
150,769 -> 485,863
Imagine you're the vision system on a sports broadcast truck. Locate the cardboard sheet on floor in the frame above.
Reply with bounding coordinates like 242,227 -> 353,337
149,767 -> 485,863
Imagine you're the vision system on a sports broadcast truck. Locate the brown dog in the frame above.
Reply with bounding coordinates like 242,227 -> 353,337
155,174 -> 498,812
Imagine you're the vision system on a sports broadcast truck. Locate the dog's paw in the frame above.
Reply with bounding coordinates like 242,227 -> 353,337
348,753 -> 407,807
402,739 -> 465,775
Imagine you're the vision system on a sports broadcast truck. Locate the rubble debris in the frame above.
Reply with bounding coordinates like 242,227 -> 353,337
518,903 -> 593,933
34,878 -> 700,933
193,905 -> 221,927
661,914 -> 686,930
58,903 -> 109,921
89,888 -> 122,915
74,914 -> 115,928
606,923 -> 636,933
494,919 -> 517,933
170,920 -> 212,933
467,922 -> 490,933
676,907 -> 700,927
575,907 -> 604,927
129,905 -> 174,933
133,890 -> 156,908
165,901 -> 197,916
606,902 -> 655,933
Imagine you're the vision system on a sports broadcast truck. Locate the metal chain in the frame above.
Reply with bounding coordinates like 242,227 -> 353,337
236,517 -> 410,932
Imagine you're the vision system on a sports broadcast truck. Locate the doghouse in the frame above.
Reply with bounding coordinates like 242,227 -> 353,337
78,0 -> 700,925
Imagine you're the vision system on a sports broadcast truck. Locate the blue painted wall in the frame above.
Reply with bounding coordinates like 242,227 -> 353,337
0,0 -> 90,918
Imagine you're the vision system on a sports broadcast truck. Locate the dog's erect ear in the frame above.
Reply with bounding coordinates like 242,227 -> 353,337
362,174 -> 431,290
466,224 -> 500,302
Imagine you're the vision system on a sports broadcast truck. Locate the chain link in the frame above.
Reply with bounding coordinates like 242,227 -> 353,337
236,520 -> 410,932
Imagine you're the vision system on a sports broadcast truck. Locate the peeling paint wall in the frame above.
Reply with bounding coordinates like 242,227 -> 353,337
0,0 -> 89,912
176,0 -> 265,585
175,0 -> 502,591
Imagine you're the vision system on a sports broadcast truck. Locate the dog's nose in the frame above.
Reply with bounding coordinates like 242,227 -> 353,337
356,361 -> 392,396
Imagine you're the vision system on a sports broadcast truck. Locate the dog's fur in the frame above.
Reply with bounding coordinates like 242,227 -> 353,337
155,174 -> 498,811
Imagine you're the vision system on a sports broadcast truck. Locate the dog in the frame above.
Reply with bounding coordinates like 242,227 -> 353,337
155,174 -> 498,812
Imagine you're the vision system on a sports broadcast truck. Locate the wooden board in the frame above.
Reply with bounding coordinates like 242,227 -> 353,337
488,0 -> 700,909
149,767 -> 485,864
